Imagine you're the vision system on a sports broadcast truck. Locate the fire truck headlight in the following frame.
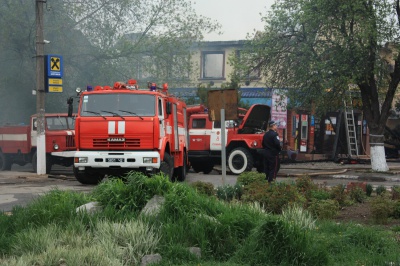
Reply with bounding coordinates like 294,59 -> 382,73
143,157 -> 158,164
74,157 -> 88,163
252,141 -> 258,147
53,143 -> 59,150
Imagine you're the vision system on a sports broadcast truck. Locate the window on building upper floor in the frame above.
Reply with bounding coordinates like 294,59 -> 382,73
235,50 -> 261,80
201,52 -> 224,79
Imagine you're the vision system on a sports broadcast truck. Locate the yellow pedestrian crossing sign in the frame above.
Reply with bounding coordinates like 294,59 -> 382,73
45,54 -> 63,78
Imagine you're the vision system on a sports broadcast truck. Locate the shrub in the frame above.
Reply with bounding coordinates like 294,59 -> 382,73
391,186 -> 400,200
236,171 -> 265,186
295,176 -> 318,192
391,200 -> 400,219
310,189 -> 331,201
242,182 -> 306,214
349,187 -> 367,203
366,183 -> 373,197
375,185 -> 386,196
329,184 -> 349,206
190,181 -> 215,196
370,193 -> 395,224
308,199 -> 339,220
216,184 -> 242,201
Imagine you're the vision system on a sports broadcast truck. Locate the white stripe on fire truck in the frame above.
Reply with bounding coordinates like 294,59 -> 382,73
188,129 -> 212,135
118,121 -> 125,134
178,127 -> 186,136
108,121 -> 115,134
0,134 -> 28,141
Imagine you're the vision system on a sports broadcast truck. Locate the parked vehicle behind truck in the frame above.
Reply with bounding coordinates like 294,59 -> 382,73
71,80 -> 188,184
187,104 -> 271,175
0,113 -> 76,173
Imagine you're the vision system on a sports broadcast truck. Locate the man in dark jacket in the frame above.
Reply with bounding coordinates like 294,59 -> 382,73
262,121 -> 282,182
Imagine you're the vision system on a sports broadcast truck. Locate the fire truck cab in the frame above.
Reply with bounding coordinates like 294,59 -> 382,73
188,104 -> 271,175
0,113 -> 76,173
72,80 -> 188,184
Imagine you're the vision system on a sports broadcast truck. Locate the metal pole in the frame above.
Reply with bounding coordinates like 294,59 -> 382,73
36,0 -> 46,174
221,109 -> 226,185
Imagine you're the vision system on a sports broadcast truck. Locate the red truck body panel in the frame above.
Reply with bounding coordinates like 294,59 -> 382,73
0,126 -> 31,154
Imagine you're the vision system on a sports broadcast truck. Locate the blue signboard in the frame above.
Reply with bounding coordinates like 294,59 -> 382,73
310,115 -> 315,126
45,54 -> 63,78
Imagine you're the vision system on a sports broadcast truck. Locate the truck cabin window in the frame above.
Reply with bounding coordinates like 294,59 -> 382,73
80,94 -> 156,117
46,116 -> 74,131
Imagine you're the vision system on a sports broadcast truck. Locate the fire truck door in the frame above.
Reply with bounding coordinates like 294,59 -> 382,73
189,118 -> 209,151
172,104 -> 179,151
210,120 -> 228,151
159,99 -> 165,138
31,117 -> 38,147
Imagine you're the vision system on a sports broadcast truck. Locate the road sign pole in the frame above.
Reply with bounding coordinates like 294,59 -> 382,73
36,0 -> 46,175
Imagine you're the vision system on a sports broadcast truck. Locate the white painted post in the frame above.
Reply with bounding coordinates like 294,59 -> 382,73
221,109 -> 226,185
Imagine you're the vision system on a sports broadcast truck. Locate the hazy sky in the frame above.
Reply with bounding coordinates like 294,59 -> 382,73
193,0 -> 275,41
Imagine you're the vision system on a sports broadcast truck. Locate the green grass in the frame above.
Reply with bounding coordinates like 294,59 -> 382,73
0,171 -> 399,265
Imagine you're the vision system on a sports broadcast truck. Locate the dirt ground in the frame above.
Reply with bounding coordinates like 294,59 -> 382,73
334,199 -> 400,228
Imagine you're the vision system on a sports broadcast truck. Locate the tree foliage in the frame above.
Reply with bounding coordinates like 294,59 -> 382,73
0,0 -> 219,124
236,0 -> 400,170
239,0 -> 399,118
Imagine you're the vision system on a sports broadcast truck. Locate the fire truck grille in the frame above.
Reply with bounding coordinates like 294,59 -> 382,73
66,135 -> 76,148
93,138 -> 141,148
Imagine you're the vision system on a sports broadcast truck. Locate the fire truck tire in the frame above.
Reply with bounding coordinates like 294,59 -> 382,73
32,152 -> 52,174
174,152 -> 187,182
191,161 -> 214,174
73,166 -> 104,185
228,147 -> 254,175
160,153 -> 174,180
0,152 -> 12,171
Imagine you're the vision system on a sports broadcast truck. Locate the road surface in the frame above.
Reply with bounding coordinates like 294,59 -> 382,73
1,161 -> 399,212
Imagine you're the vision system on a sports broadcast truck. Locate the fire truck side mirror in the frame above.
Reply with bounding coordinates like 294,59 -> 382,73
166,102 -> 171,115
67,97 -> 73,117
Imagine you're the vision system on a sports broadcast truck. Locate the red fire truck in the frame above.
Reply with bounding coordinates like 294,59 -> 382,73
187,104 -> 271,175
71,80 -> 188,184
0,113 -> 76,173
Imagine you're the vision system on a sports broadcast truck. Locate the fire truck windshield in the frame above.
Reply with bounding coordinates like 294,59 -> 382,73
46,117 -> 75,131
80,94 -> 155,117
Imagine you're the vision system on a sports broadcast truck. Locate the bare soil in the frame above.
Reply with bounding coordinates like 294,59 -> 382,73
334,199 -> 400,228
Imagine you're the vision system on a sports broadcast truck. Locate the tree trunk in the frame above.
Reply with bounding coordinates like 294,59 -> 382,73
369,133 -> 389,172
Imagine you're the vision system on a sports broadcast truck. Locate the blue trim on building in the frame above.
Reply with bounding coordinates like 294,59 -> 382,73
169,87 -> 273,98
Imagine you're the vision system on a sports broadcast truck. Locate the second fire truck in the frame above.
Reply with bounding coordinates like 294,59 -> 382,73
71,80 -> 188,184
187,104 -> 271,175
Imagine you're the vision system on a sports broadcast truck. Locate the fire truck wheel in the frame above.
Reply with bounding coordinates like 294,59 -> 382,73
0,152 -> 12,171
190,161 -> 214,174
73,166 -> 104,184
174,152 -> 187,182
228,147 -> 254,175
160,153 -> 174,181
32,152 -> 52,174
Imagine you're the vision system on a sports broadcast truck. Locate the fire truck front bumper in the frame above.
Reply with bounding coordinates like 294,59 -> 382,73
74,151 -> 161,171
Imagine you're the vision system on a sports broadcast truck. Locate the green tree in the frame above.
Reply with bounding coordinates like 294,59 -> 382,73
237,0 -> 400,171
0,0 -> 220,123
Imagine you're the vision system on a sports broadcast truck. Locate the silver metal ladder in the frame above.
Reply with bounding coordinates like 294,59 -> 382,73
343,99 -> 359,158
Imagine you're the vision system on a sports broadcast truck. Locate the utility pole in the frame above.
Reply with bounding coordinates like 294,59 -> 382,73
35,0 -> 46,174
